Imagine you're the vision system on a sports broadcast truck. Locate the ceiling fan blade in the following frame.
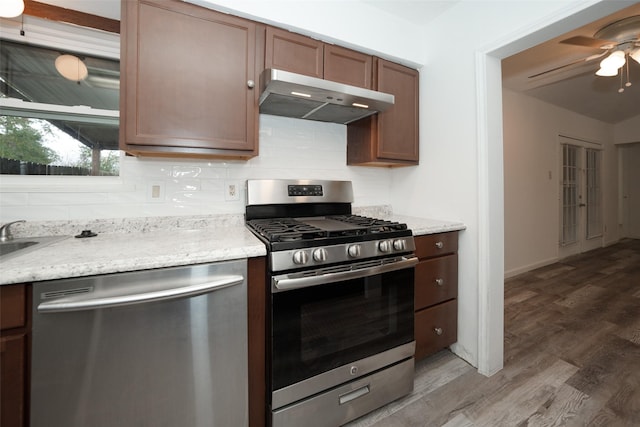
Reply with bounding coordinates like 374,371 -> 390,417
528,52 -> 607,79
560,35 -> 614,49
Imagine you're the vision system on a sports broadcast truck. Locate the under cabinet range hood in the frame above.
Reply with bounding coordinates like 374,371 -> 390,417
259,69 -> 394,125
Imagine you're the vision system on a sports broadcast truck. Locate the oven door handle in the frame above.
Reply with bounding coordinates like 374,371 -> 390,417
272,256 -> 418,292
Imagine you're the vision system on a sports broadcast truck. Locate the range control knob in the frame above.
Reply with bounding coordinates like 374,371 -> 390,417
378,240 -> 392,253
313,248 -> 328,262
347,244 -> 361,258
393,239 -> 407,251
292,250 -> 309,265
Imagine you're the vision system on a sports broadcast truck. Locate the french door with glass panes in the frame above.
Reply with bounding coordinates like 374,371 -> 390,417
559,140 -> 603,258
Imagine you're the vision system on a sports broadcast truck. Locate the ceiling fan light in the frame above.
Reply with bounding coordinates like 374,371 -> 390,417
0,0 -> 24,18
600,50 -> 626,70
595,66 -> 618,77
55,54 -> 88,81
630,48 -> 640,65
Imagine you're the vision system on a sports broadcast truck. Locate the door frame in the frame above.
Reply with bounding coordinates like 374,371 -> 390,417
476,0 -> 626,377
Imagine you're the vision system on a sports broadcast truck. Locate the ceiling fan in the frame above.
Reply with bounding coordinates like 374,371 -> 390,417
530,15 -> 640,92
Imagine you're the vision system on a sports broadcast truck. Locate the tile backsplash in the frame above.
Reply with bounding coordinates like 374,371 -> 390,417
0,115 -> 393,222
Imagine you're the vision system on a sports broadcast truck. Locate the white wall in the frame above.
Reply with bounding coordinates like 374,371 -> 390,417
186,0 -> 426,67
614,114 -> 640,144
619,143 -> 640,238
614,115 -> 640,238
502,89 -> 617,277
0,115 -> 392,220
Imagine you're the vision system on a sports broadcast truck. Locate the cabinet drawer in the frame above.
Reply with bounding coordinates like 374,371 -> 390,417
415,254 -> 458,310
415,232 -> 458,259
415,299 -> 457,360
0,284 -> 26,331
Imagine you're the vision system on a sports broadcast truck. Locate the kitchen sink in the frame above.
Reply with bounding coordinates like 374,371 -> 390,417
0,236 -> 69,260
0,240 -> 39,256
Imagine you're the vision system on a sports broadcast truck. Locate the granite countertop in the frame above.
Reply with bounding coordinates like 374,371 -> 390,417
389,215 -> 466,236
0,211 -> 465,286
1,215 -> 266,286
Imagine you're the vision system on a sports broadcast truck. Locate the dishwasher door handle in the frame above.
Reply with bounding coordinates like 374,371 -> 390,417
37,274 -> 244,313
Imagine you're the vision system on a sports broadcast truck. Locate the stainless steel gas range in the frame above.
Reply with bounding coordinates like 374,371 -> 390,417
245,179 -> 417,427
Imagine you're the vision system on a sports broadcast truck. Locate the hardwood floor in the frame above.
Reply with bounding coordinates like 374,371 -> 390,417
347,238 -> 640,427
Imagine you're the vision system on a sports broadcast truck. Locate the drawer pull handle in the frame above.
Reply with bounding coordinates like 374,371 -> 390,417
435,241 -> 444,249
434,327 -> 443,336
339,385 -> 370,405
435,278 -> 444,286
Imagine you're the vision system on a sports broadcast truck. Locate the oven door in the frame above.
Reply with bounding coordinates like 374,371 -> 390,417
270,256 -> 417,410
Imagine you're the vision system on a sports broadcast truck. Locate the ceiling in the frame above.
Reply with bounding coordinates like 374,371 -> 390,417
33,0 -> 640,125
361,0 -> 458,26
502,3 -> 640,125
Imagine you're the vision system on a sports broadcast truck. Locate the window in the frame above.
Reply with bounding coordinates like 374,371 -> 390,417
561,143 -> 579,246
0,15 -> 120,176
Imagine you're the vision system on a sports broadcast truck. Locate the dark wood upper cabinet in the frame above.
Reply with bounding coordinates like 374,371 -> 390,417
323,44 -> 373,89
120,0 -> 261,159
265,27 -> 373,90
119,1 -> 418,164
347,58 -> 419,166
265,27 -> 323,79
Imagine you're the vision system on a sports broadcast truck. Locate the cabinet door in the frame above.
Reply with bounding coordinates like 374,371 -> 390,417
265,27 -> 323,78
0,284 -> 26,330
347,58 -> 419,166
121,0 -> 258,157
0,334 -> 27,427
415,299 -> 457,360
376,58 -> 419,162
1,284 -> 28,427
323,44 -> 372,89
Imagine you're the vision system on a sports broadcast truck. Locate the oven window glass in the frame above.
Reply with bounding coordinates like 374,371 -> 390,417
271,268 -> 414,391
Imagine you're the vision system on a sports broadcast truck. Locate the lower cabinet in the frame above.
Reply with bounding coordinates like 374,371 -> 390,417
414,232 -> 459,360
0,283 -> 30,427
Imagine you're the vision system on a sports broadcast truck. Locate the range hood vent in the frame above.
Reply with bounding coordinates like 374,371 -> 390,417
258,69 -> 394,125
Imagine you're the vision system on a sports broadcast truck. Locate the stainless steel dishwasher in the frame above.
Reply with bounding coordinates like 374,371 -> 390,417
30,259 -> 248,427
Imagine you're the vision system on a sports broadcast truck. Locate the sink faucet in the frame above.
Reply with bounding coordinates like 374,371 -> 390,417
0,220 -> 26,242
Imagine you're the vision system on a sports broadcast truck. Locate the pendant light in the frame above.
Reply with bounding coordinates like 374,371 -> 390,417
55,54 -> 88,82
0,0 -> 25,18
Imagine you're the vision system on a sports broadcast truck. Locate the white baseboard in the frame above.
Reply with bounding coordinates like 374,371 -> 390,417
504,256 -> 559,279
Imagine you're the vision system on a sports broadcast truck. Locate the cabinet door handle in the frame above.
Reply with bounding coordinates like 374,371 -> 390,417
435,278 -> 444,286
247,80 -> 255,88
434,327 -> 443,336
435,241 -> 444,249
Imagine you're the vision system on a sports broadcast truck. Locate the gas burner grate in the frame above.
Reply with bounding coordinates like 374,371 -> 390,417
330,215 -> 408,233
246,215 -> 409,244
247,218 -> 326,242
